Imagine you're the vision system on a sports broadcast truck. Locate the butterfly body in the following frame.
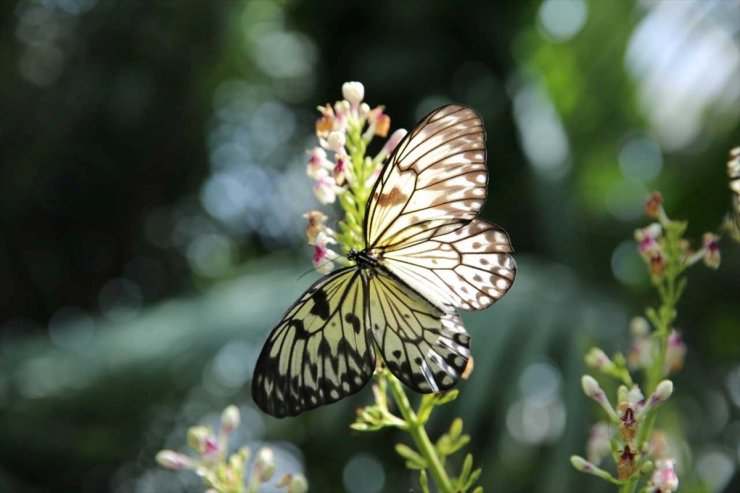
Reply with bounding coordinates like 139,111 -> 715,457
253,104 -> 516,418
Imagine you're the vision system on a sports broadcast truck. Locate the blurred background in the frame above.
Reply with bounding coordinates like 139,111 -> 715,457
1,0 -> 738,491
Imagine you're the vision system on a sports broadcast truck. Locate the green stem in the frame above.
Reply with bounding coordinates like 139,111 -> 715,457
386,373 -> 454,493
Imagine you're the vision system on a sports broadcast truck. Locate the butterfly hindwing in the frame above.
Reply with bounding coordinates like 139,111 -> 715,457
252,267 -> 376,418
382,219 -> 516,311
368,268 -> 471,393
365,105 -> 487,251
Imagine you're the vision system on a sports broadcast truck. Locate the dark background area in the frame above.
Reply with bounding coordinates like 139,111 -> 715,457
0,1 -> 738,492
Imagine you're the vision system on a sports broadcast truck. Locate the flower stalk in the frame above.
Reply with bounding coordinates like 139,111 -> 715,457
574,188 -> 725,493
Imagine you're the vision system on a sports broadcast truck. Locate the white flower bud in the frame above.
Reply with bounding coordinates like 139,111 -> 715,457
570,455 -> 590,472
156,450 -> 191,470
255,447 -> 276,482
221,405 -> 240,434
581,375 -> 601,398
313,176 -> 342,204
585,347 -> 612,370
342,81 -> 365,107
653,380 -> 673,403
582,375 -> 618,421
326,131 -> 346,152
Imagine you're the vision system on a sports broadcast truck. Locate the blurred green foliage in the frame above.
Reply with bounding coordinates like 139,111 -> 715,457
1,0 -> 738,492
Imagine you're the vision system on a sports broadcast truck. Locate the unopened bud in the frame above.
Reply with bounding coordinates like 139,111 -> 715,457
570,455 -> 590,472
653,380 -> 674,403
255,447 -> 276,482
582,375 -> 619,421
187,426 -> 212,453
326,131 -> 346,152
585,347 -> 612,371
639,380 -> 673,418
221,405 -> 240,434
342,81 -> 365,107
156,450 -> 191,470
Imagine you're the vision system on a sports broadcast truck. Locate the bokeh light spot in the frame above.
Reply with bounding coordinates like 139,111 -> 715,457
619,136 -> 663,182
343,453 -> 385,493
538,0 -> 588,42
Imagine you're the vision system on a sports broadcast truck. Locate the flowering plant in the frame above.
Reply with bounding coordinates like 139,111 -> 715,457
156,405 -> 307,493
571,189 -> 728,493
304,82 -> 483,493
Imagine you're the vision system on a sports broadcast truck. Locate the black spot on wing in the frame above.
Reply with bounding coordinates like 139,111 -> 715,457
344,313 -> 362,334
310,288 -> 330,320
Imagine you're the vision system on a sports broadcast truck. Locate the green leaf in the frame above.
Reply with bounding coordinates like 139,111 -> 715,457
435,389 -> 459,405
436,434 -> 451,456
472,486 -> 484,493
449,418 -> 463,440
395,443 -> 427,469
465,468 -> 482,491
456,453 -> 473,489
447,434 -> 470,455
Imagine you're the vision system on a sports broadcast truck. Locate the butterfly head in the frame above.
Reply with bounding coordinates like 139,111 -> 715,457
347,248 -> 378,268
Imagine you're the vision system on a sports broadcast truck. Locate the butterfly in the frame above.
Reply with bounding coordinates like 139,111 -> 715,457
252,104 -> 516,418
727,147 -> 740,240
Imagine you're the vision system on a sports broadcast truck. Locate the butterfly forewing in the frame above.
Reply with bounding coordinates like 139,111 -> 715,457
382,219 -> 516,311
365,105 -> 487,252
252,267 -> 376,418
368,268 -> 470,393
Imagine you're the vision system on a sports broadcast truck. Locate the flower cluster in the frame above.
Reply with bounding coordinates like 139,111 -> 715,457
626,318 -> 687,376
303,81 -> 407,273
634,192 -> 721,278
572,190 -> 724,492
156,405 -> 307,493
573,373 -> 676,488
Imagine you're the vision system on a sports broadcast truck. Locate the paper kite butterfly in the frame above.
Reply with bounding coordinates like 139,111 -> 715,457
252,104 -> 516,417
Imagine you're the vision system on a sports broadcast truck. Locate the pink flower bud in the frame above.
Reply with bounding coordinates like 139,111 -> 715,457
702,232 -> 720,268
652,459 -> 679,492
382,129 -> 407,156
312,232 -> 338,274
333,155 -> 349,186
663,330 -> 686,375
306,147 -> 332,180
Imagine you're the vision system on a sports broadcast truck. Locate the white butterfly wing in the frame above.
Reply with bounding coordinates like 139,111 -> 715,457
252,267 -> 376,418
365,104 -> 487,252
382,219 -> 516,311
368,268 -> 471,393
252,263 -> 473,416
